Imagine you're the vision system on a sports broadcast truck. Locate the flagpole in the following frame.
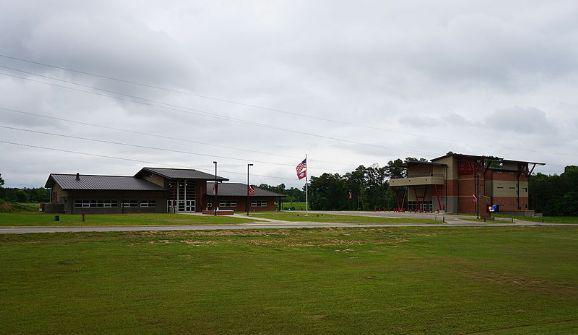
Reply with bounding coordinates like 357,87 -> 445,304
305,154 -> 308,215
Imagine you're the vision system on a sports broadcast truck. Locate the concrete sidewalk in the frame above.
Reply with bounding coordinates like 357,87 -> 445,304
1,221 -> 576,234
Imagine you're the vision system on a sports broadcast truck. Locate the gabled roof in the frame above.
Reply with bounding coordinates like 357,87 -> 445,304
206,182 -> 286,197
45,174 -> 165,191
135,167 -> 228,181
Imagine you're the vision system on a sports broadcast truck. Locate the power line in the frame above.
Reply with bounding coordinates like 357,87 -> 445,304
0,52 -> 412,134
1,53 -> 571,161
0,65 -> 398,152
0,139 -> 295,182
1,57 -> 564,163
0,53 -> 475,145
0,124 -> 297,167
0,106 -> 347,167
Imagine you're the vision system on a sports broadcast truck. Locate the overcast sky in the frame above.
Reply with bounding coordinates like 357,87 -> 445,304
1,0 -> 577,188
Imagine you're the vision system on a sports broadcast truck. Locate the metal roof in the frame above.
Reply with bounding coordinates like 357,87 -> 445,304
136,167 -> 228,181
431,153 -> 545,165
206,182 -> 286,197
46,174 -> 166,191
404,161 -> 446,167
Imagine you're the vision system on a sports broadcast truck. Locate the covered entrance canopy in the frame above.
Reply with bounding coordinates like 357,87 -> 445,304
135,167 -> 228,213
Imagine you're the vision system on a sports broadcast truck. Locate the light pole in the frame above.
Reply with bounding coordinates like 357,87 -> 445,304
213,161 -> 218,216
246,163 -> 253,215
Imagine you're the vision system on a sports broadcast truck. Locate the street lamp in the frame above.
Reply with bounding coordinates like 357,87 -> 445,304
246,163 -> 253,216
213,161 -> 218,216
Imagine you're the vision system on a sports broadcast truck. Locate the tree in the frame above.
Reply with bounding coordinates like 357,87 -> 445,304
309,173 -> 349,210
529,166 -> 578,216
386,159 -> 405,178
0,173 -> 4,187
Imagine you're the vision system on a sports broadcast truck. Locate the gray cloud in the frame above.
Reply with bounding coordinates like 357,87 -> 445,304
1,0 -> 576,187
485,107 -> 555,134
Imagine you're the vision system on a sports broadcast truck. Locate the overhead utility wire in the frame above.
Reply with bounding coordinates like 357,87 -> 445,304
0,65 -> 396,152
0,124 -> 296,167
0,106 -> 346,168
3,57 -> 560,161
1,53 -> 561,154
0,53 -> 406,132
0,139 -> 293,182
0,53 -> 481,145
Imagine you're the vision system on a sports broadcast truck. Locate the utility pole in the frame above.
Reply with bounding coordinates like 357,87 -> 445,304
246,163 -> 253,216
213,161 -> 218,216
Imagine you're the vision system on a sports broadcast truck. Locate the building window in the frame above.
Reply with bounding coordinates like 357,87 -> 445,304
251,201 -> 267,207
123,201 -> 139,208
74,200 -> 118,208
139,201 -> 157,208
219,202 -> 237,208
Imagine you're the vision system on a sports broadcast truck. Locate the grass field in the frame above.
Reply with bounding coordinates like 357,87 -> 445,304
252,211 -> 438,224
496,215 -> 578,224
2,227 -> 576,334
0,212 -> 252,226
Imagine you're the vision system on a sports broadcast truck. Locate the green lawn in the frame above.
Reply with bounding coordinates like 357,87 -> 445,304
0,212 -> 253,226
252,211 -> 438,224
496,215 -> 578,224
1,227 -> 577,334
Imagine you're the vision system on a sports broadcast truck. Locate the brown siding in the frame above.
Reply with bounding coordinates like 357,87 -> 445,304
206,195 -> 279,212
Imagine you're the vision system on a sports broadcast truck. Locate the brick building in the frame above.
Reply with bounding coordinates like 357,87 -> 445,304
44,167 -> 285,214
389,153 -> 545,214
206,182 -> 284,212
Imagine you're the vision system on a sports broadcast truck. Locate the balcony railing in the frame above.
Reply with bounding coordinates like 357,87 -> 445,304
389,175 -> 445,187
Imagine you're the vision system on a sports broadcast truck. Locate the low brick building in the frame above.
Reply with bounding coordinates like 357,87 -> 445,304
44,167 -> 284,214
389,153 -> 545,215
206,182 -> 285,212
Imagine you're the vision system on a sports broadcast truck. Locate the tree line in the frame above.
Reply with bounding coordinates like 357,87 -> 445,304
0,174 -> 50,203
262,158 -> 423,211
529,166 -> 578,216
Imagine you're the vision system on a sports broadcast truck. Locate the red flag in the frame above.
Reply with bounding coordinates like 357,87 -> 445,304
248,185 -> 255,196
296,158 -> 307,180
472,194 -> 477,203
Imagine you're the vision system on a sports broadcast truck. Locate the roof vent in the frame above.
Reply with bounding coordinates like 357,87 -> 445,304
76,173 -> 80,181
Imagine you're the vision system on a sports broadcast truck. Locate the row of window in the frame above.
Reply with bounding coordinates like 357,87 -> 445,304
208,201 -> 269,208
73,200 -> 157,208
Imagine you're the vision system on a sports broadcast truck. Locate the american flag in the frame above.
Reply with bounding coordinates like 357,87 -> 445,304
248,185 -> 255,196
296,158 -> 307,180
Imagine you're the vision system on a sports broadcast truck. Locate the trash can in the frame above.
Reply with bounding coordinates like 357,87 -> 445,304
54,215 -> 60,222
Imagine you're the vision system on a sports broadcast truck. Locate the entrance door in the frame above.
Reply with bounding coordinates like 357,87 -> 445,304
168,200 -> 196,213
